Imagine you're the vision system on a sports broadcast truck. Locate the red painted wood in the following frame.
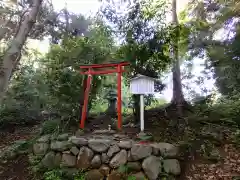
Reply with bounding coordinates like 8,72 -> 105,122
138,141 -> 149,144
79,76 -> 87,119
80,61 -> 130,69
80,73 -> 92,129
117,65 -> 122,130
80,69 -> 125,75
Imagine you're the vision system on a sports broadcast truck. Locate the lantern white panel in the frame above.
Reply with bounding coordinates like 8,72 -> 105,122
130,78 -> 155,94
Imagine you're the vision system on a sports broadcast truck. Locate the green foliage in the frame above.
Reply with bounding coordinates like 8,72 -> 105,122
208,95 -> 240,126
181,0 -> 240,96
117,164 -> 129,174
210,29 -> 240,95
0,55 -> 46,127
43,169 -> 63,180
193,93 -> 240,127
138,135 -> 153,141
14,139 -> 34,152
28,153 -> 43,166
40,119 -> 61,135
104,0 -> 172,75
91,101 -> 108,114
102,0 -> 171,121
42,20 -> 115,120
146,98 -> 168,109
0,139 -> 33,160
200,140 -> 221,162
0,14 -> 116,127
127,175 -> 137,180
73,171 -> 86,180
233,129 -> 240,147
3,0 -> 240,142
42,168 -> 85,180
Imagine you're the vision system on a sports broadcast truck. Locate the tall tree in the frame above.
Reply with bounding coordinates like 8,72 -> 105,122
101,0 -> 171,122
0,0 -> 43,103
183,0 -> 240,96
171,0 -> 185,115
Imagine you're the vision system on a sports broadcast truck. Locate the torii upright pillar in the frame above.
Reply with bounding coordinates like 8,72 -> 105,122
117,64 -> 122,129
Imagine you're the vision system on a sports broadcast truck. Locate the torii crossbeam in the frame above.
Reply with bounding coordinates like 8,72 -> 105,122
79,61 -> 130,130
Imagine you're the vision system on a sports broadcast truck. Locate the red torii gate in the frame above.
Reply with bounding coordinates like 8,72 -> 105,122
79,61 -> 130,130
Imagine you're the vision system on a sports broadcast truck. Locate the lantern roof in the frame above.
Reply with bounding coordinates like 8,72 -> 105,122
130,74 -> 157,81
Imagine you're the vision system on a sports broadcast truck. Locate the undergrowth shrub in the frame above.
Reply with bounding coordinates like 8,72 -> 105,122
208,95 -> 240,126
40,119 -> 61,135
0,104 -> 40,128
0,63 -> 47,128
43,169 -> 85,180
43,169 -> 63,180
127,175 -> 137,180
193,94 -> 240,126
233,129 -> 240,147
73,171 -> 86,180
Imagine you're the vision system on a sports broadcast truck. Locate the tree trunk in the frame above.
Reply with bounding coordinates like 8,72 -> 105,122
171,0 -> 185,116
0,0 -> 43,103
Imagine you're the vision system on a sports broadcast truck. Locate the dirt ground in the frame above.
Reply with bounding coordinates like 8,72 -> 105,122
182,143 -> 240,180
0,155 -> 34,180
0,125 -> 40,180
